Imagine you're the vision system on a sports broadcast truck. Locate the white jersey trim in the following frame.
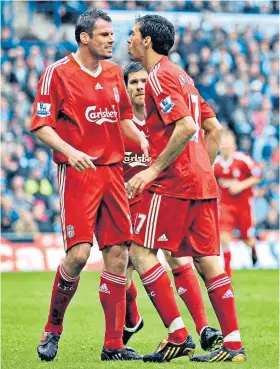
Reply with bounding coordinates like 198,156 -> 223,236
149,64 -> 162,96
71,52 -> 102,78
133,115 -> 146,126
41,57 -> 70,96
233,151 -> 255,168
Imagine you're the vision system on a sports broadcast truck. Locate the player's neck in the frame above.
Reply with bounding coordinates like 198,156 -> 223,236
222,153 -> 233,161
133,106 -> 145,121
74,49 -> 100,73
144,52 -> 164,73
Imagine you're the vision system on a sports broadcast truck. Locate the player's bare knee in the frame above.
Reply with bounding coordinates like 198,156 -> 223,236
102,245 -> 128,274
65,243 -> 91,273
220,232 -> 232,247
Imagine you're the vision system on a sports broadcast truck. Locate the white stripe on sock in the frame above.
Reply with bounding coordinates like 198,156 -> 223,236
224,330 -> 241,342
168,317 -> 185,333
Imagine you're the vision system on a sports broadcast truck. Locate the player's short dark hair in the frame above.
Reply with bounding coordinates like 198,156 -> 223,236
136,14 -> 175,56
75,9 -> 111,44
123,62 -> 145,86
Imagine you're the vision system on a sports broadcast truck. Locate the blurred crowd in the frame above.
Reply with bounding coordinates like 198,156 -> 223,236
1,5 -> 279,234
37,0 -> 280,14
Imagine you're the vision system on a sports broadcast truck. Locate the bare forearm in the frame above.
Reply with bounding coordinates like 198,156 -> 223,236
204,131 -> 220,165
121,119 -> 143,146
34,126 -> 74,157
239,176 -> 260,191
202,117 -> 223,165
151,117 -> 196,174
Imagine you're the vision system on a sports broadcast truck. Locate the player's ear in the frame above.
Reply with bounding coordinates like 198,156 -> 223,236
143,36 -> 152,48
80,32 -> 90,45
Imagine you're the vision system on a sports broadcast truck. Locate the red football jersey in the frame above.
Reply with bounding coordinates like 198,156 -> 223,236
214,151 -> 262,205
123,115 -> 150,204
145,56 -> 218,199
30,54 -> 133,165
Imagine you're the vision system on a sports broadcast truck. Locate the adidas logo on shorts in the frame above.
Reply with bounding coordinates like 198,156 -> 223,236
157,234 -> 168,241
222,289 -> 234,299
177,287 -> 187,295
95,82 -> 103,90
99,283 -> 110,294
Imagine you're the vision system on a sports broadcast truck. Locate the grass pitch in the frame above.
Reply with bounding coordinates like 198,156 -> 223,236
2,270 -> 279,369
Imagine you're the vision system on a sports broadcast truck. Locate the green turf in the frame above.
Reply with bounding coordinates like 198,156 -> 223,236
1,270 -> 279,369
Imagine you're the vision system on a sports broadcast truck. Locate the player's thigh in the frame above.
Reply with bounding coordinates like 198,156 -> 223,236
96,164 -> 132,249
236,202 -> 255,241
161,249 -> 192,269
133,191 -> 188,253
184,199 -> 220,257
58,164 -> 103,251
219,203 -> 236,235
220,231 -> 233,248
130,199 -> 142,233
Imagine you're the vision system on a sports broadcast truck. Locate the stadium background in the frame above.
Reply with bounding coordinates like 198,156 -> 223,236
1,2 -> 279,369
1,0 -> 279,272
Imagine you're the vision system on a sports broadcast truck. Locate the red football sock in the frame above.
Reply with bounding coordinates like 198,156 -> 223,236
125,280 -> 141,328
141,263 -> 187,344
206,273 -> 242,350
172,264 -> 208,335
223,248 -> 232,278
99,270 -> 126,350
45,264 -> 80,335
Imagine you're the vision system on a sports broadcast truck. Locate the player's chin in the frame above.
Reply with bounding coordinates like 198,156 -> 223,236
102,52 -> 113,60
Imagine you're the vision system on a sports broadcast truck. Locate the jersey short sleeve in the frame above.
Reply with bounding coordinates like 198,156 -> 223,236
201,98 -> 216,121
30,68 -> 64,131
241,155 -> 262,178
148,71 -> 192,125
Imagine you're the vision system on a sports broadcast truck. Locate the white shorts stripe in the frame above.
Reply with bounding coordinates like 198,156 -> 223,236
146,195 -> 160,248
58,164 -> 67,250
150,195 -> 162,249
144,193 -> 158,248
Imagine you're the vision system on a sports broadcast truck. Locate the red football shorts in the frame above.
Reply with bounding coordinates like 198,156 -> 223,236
133,191 -> 220,257
219,201 -> 254,240
58,163 -> 132,251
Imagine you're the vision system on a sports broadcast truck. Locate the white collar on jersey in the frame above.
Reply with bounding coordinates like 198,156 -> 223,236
133,115 -> 146,126
72,53 -> 102,78
220,156 -> 234,168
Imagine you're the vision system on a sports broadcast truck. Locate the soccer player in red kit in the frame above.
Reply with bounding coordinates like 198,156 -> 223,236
30,9 -> 148,362
127,15 -> 247,363
215,130 -> 262,278
122,61 -> 223,352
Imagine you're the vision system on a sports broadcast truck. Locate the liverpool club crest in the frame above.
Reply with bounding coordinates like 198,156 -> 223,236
113,87 -> 120,103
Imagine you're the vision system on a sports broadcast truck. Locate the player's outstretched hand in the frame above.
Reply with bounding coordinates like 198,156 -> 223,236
67,149 -> 97,172
228,181 -> 244,195
140,136 -> 150,159
127,167 -> 158,199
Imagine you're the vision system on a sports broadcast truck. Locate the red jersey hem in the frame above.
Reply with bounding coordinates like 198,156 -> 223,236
66,238 -> 93,251
30,122 -> 56,132
98,235 -> 133,249
149,188 -> 219,200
